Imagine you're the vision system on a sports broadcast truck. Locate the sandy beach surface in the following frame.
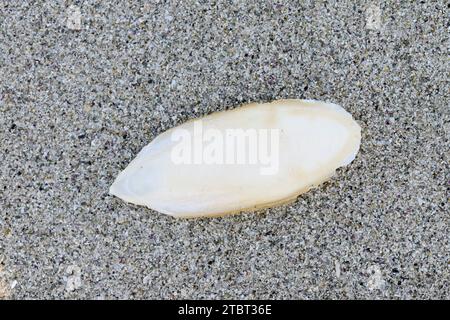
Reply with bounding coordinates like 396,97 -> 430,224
0,1 -> 448,299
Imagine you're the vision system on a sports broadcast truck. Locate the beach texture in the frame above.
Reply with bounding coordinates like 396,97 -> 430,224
0,1 -> 449,299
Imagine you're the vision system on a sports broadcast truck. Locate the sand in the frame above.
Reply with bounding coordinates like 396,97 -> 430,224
0,1 -> 448,299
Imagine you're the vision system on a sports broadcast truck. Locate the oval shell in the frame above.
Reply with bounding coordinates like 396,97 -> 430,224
110,99 -> 361,218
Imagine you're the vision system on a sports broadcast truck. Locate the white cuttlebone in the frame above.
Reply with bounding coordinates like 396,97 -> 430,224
110,99 -> 361,218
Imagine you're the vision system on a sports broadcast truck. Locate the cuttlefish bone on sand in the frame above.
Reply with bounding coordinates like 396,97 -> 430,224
110,99 -> 361,218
